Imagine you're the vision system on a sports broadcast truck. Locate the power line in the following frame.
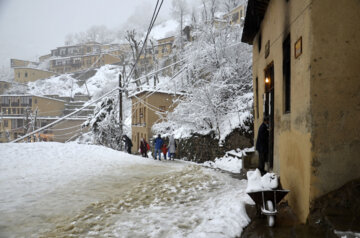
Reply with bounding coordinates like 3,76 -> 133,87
10,87 -> 119,143
124,0 -> 164,88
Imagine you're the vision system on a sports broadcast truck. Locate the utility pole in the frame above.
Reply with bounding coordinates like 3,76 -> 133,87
32,108 -> 38,142
119,74 -> 123,150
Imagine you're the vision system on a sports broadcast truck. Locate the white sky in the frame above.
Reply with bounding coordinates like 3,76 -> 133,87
0,0 -> 177,68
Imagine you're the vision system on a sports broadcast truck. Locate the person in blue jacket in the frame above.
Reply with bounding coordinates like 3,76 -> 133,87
154,134 -> 164,160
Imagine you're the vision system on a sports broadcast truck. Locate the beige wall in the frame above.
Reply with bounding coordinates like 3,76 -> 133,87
50,54 -> 121,74
50,119 -> 88,142
39,54 -> 51,62
131,92 -> 178,153
14,68 -> 55,83
34,96 -> 65,117
252,0 -> 313,222
309,0 -> 360,202
0,81 -> 11,94
225,5 -> 245,25
10,59 -> 34,68
0,95 -> 66,143
251,0 -> 360,222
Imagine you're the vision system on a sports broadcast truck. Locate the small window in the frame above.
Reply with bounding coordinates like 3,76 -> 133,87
4,120 -> 8,127
283,34 -> 291,113
25,72 -> 28,77
18,73 -> 20,78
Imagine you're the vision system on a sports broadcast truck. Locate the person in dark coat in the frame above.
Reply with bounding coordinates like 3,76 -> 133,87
256,116 -> 269,175
122,135 -> 133,154
140,138 -> 148,157
154,134 -> 164,160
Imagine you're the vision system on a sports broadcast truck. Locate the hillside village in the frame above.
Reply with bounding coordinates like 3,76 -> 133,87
1,0 -> 360,237
0,4 -> 247,144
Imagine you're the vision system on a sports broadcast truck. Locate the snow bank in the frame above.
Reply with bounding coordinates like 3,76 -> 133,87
203,147 -> 254,174
246,169 -> 279,193
203,155 -> 242,173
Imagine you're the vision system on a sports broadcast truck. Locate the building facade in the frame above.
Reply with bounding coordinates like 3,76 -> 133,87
242,0 -> 360,222
11,42 -> 128,82
14,68 -> 56,83
130,90 -> 180,153
0,95 -> 88,143
0,81 -> 11,94
224,4 -> 245,25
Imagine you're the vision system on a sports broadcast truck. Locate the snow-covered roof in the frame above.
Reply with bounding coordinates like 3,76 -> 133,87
12,67 -> 56,74
0,115 -> 87,120
129,89 -> 185,98
150,19 -> 178,40
0,94 -> 66,103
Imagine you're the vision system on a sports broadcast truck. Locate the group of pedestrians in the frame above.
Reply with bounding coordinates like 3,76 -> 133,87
153,134 -> 176,161
122,134 -> 177,160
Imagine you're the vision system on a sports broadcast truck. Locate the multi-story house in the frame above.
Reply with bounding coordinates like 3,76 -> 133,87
223,4 -> 245,25
241,0 -> 360,223
138,36 -> 176,76
0,94 -> 89,143
130,90 -> 181,153
10,59 -> 38,68
11,42 -> 129,82
14,68 -> 56,83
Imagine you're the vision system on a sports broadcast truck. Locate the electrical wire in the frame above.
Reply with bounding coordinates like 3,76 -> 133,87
124,0 -> 164,88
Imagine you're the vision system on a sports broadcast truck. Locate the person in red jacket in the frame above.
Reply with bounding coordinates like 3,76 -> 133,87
161,143 -> 168,160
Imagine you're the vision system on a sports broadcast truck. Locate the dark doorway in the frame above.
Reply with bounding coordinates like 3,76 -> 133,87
264,63 -> 275,169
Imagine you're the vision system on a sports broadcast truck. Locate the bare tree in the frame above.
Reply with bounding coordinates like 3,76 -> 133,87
67,25 -> 115,45
65,33 -> 75,45
172,0 -> 188,50
223,0 -> 242,12
125,30 -> 142,87
149,39 -> 160,87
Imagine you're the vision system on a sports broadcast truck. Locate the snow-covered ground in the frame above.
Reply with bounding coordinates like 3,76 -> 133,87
0,142 -> 253,238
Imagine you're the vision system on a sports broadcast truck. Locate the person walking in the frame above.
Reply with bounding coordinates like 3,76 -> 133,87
161,143 -> 168,160
168,135 -> 176,160
140,138 -> 148,157
154,134 -> 164,160
122,135 -> 133,154
256,116 -> 269,175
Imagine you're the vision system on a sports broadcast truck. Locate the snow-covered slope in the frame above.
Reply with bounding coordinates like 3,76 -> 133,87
27,65 -> 122,98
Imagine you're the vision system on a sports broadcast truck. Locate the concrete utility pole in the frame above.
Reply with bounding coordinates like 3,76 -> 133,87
119,74 -> 123,150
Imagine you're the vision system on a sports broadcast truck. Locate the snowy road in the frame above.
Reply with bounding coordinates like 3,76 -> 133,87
0,143 -> 252,238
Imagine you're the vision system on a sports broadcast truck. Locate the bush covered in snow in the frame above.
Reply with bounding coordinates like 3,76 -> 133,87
83,97 -> 123,150
152,21 -> 253,143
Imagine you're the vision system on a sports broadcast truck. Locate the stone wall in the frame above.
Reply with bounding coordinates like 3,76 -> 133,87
176,121 -> 253,163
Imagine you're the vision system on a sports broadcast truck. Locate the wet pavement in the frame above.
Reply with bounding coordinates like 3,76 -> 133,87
229,171 -> 339,238
240,202 -> 338,238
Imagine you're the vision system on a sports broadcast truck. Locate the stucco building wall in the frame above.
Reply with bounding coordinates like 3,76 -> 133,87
131,92 -> 178,153
252,0 -> 313,222
14,68 -> 55,83
309,0 -> 360,202
249,0 -> 360,222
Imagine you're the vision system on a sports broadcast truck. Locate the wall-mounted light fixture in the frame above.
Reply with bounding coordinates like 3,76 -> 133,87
265,77 -> 270,84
